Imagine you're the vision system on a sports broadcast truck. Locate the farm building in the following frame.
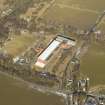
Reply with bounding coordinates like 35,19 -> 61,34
35,35 -> 76,69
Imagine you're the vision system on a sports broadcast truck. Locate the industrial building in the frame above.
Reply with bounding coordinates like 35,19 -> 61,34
35,35 -> 76,68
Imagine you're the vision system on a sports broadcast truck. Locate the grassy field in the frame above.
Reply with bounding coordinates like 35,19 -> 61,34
2,34 -> 36,57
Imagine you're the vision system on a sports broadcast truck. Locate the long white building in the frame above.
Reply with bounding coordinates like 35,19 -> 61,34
35,35 -> 76,68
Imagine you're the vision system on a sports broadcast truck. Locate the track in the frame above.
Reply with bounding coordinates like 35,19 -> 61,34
56,3 -> 100,14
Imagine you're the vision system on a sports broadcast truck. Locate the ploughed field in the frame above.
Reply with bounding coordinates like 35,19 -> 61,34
43,0 -> 105,86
